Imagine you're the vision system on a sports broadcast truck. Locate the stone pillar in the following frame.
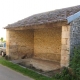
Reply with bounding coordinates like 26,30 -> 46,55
61,25 -> 70,67
6,29 -> 10,56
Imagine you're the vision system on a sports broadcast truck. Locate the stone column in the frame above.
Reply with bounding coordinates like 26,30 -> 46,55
6,29 -> 10,56
61,25 -> 70,67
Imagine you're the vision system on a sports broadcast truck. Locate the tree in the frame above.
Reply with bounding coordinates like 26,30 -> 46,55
0,37 -> 3,42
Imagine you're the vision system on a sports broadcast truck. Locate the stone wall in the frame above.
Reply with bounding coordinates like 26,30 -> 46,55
34,26 -> 61,62
6,29 -> 34,59
6,23 -> 62,62
70,17 -> 80,56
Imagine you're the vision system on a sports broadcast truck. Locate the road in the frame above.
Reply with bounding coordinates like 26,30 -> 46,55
0,64 -> 34,80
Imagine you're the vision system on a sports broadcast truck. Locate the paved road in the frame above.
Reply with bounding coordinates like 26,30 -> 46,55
0,64 -> 34,80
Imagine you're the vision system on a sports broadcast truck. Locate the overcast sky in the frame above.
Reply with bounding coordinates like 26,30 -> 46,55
0,0 -> 80,40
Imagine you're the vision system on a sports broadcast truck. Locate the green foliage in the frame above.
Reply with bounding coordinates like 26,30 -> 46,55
54,47 -> 80,80
0,37 -> 6,42
54,67 -> 74,80
0,37 -> 3,42
70,47 -> 80,80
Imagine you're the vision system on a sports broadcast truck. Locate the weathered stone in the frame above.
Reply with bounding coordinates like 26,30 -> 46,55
34,27 -> 61,62
61,25 -> 70,67
6,25 -> 61,62
6,29 -> 34,59
62,38 -> 67,45
62,26 -> 68,31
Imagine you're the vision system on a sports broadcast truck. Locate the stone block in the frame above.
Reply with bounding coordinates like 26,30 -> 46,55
61,55 -> 70,61
62,38 -> 67,45
61,44 -> 69,50
61,50 -> 70,56
61,61 -> 69,67
62,26 -> 68,31
67,39 -> 70,45
62,31 -> 70,38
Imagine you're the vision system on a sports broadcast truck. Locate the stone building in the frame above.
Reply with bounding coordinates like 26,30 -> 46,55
4,5 -> 80,71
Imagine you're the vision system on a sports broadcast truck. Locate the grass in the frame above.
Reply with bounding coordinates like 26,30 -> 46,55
0,57 -> 55,80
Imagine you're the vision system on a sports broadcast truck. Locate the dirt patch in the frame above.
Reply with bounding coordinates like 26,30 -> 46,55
11,58 -> 60,77
18,63 -> 60,77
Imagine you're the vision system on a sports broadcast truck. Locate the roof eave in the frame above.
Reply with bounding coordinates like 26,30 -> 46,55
4,20 -> 67,30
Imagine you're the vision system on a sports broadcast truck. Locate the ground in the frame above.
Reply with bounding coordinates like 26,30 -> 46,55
13,58 -> 60,77
0,64 -> 34,80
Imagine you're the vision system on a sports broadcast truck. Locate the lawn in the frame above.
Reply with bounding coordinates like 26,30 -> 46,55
0,57 -> 55,80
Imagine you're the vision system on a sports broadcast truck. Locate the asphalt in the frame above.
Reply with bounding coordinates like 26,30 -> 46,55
0,64 -> 34,80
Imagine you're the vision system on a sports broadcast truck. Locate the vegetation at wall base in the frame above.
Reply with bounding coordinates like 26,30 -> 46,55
54,47 -> 80,80
70,47 -> 80,80
0,57 -> 54,80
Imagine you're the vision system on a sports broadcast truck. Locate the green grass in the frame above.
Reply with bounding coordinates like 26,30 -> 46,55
0,57 -> 55,80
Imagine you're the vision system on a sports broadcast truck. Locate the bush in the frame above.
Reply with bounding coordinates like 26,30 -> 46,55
54,47 -> 80,80
54,67 -> 75,80
70,47 -> 80,80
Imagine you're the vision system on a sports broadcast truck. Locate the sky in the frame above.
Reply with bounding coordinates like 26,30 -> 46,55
0,0 -> 80,40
